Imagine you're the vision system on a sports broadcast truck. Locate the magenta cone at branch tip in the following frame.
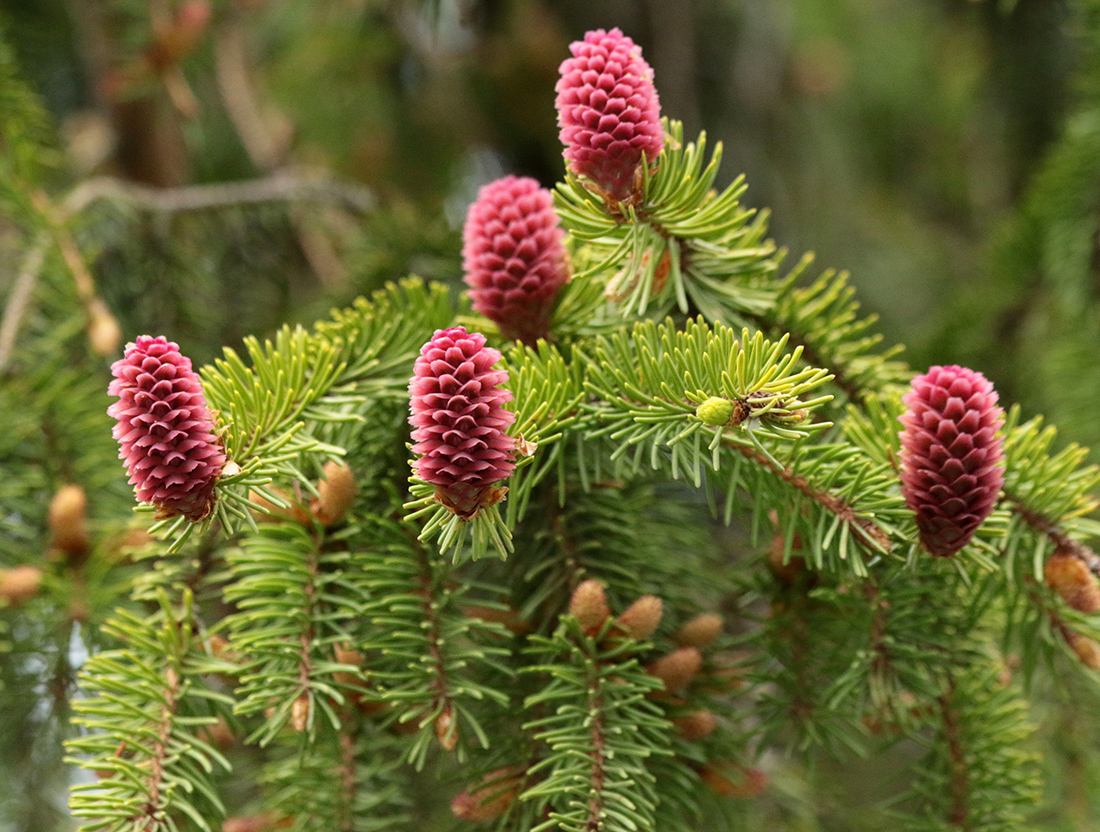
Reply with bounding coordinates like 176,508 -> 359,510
462,175 -> 570,345
555,27 -> 663,205
108,336 -> 226,521
409,327 -> 516,516
899,365 -> 1004,557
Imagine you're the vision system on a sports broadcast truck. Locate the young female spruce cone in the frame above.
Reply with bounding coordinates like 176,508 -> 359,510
899,365 -> 1004,557
409,327 -> 516,517
555,27 -> 663,206
108,336 -> 226,521
462,175 -> 570,346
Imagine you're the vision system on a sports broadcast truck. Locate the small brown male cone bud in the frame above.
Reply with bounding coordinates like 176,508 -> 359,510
1045,552 -> 1100,614
700,762 -> 768,798
569,579 -> 610,633
222,814 -> 280,832
290,695 -> 310,732
647,647 -> 702,693
436,705 -> 458,750
464,604 -> 532,635
768,530 -> 807,585
198,716 -> 236,751
87,297 -> 122,357
311,461 -> 357,526
49,484 -> 91,561
249,488 -> 312,526
1068,632 -> 1100,670
673,709 -> 718,740
616,595 -> 663,640
451,766 -> 525,821
677,613 -> 723,649
0,566 -> 44,606
333,642 -> 365,689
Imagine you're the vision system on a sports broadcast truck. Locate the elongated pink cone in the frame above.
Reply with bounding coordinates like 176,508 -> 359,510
899,365 -> 1005,557
409,327 -> 516,517
555,28 -> 663,206
463,175 -> 570,345
108,336 -> 226,521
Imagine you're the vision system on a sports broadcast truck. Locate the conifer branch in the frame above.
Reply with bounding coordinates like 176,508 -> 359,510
727,439 -> 892,554
937,675 -> 970,829
522,620 -> 670,832
1006,496 -> 1100,573
65,173 -> 378,217
413,533 -> 460,753
0,230 -> 47,373
67,595 -> 231,832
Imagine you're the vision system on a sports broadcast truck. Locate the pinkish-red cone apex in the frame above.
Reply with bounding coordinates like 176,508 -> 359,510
463,175 -> 570,345
555,27 -> 663,205
899,365 -> 1005,557
108,336 -> 226,521
409,327 -> 516,515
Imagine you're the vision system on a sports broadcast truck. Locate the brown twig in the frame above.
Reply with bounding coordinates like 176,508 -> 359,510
1004,492 -> 1100,575
133,663 -> 181,830
0,231 -> 48,373
727,439 -> 892,554
584,679 -> 608,831
411,537 -> 457,750
213,20 -> 350,288
66,173 -> 377,217
937,674 -> 970,829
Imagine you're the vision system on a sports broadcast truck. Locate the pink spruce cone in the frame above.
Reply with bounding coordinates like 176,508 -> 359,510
108,336 -> 226,521
555,27 -> 663,206
899,365 -> 1005,557
409,327 -> 516,517
462,175 -> 570,346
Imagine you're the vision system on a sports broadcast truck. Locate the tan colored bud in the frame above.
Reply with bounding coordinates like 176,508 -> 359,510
311,462 -> 357,526
435,705 -> 458,750
673,709 -> 718,740
199,716 -> 236,751
334,643 -> 365,688
87,297 -> 122,357
222,814 -> 276,832
768,530 -> 807,585
291,694 -> 310,732
569,579 -> 609,633
390,713 -> 420,735
208,634 -> 242,664
1068,632 -> 1100,670
463,604 -> 532,635
0,566 -> 43,606
334,642 -> 364,666
1045,552 -> 1100,614
647,647 -> 702,693
677,613 -> 723,649
616,595 -> 663,640
700,761 -> 767,798
249,488 -> 311,526
450,766 -> 525,821
49,484 -> 91,559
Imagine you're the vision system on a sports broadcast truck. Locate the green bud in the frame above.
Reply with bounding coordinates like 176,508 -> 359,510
696,396 -> 735,426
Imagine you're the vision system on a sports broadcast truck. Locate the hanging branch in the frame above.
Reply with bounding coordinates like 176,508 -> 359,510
726,439 -> 891,555
67,593 -> 232,832
937,675 -> 970,829
66,173 -> 377,217
521,618 -> 671,832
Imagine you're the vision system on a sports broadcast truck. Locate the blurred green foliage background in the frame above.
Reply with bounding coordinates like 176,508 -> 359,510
2,0 -> 1089,391
3,1 -> 1100,829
